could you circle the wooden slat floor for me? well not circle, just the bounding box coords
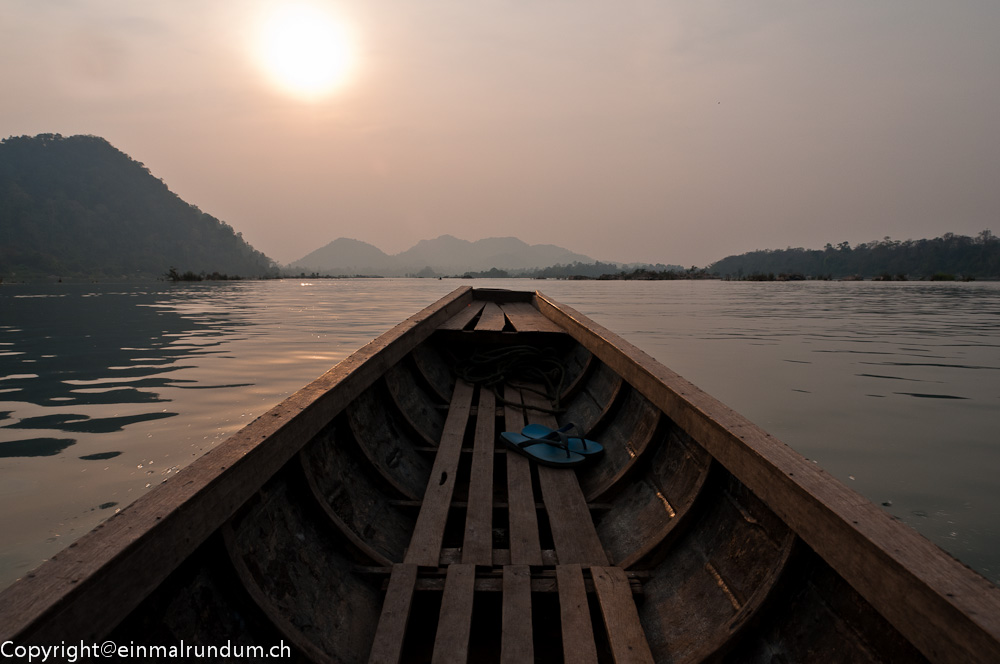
[369,330,656,662]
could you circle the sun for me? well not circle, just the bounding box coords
[253,3,356,100]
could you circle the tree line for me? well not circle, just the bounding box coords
[708,232,999,280]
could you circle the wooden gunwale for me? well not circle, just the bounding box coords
[0,286,476,645]
[532,291,1000,664]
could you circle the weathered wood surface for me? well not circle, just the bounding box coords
[474,301,507,332]
[559,361,623,442]
[438,302,484,331]
[534,291,1000,664]
[631,471,797,663]
[578,387,660,501]
[595,427,711,569]
[410,344,455,403]
[222,470,384,664]
[405,380,475,566]
[501,565,534,664]
[384,361,446,446]
[462,388,495,565]
[347,386,431,500]
[431,563,476,664]
[0,286,475,645]
[299,426,415,566]
[368,564,419,664]
[592,566,655,664]
[503,386,543,566]
[500,301,563,333]
[521,388,609,565]
[560,344,594,400]
[556,564,599,664]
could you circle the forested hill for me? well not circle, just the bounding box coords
[0,134,276,280]
[709,233,1000,280]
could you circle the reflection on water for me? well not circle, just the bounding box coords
[1,279,998,591]
[533,280,1000,586]
[0,280,461,587]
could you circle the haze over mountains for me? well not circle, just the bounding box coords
[288,236,596,277]
[1,133,619,281]
[8,133,989,282]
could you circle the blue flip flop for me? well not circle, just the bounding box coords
[501,432,587,467]
[520,423,604,457]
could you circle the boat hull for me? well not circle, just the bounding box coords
[1,287,997,663]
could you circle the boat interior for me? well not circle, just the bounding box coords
[103,290,931,663]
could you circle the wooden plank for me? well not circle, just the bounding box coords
[501,565,533,664]
[556,564,599,664]
[405,380,475,566]
[474,301,507,332]
[591,566,655,664]
[462,388,496,565]
[521,388,608,565]
[0,287,475,646]
[533,291,1000,664]
[368,563,419,664]
[500,301,563,333]
[503,386,543,566]
[438,302,485,331]
[537,465,608,564]
[431,563,477,664]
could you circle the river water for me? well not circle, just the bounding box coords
[1,279,998,590]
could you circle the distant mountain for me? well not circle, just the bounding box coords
[0,133,276,280]
[290,238,396,275]
[288,234,595,276]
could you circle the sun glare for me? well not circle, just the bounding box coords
[254,3,356,100]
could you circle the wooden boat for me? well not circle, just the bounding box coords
[1,287,998,663]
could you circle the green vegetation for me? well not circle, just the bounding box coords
[709,233,999,280]
[0,134,277,281]
[164,267,244,282]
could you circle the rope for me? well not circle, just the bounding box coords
[455,345,567,414]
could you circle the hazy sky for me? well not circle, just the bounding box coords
[2,1,999,267]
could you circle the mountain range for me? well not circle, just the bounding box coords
[287,236,596,277]
[0,133,658,281]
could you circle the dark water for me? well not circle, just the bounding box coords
[1,279,998,589]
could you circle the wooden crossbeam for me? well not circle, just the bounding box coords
[438,303,485,331]
[431,563,477,664]
[501,565,533,664]
[503,386,543,566]
[462,388,495,565]
[520,389,608,565]
[556,564,599,664]
[405,380,475,566]
[368,563,419,664]
[500,301,563,333]
[592,566,655,663]
[474,301,507,332]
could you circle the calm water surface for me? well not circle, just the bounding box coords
[1,279,998,589]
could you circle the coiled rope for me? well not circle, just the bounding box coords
[455,345,566,414]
